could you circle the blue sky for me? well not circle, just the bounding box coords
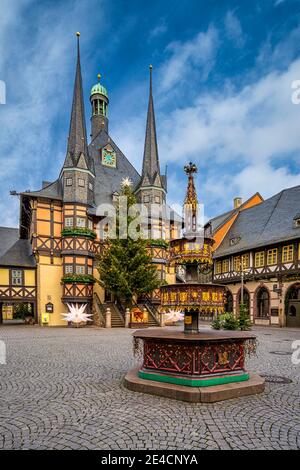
[0,0,300,227]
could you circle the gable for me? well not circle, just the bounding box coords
[88,130,140,206]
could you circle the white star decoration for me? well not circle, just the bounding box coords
[164,310,184,324]
[121,177,132,188]
[62,303,93,324]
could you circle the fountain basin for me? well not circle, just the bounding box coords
[125,328,265,402]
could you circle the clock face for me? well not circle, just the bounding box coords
[101,146,116,168]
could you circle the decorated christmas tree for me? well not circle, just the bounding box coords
[97,180,161,306]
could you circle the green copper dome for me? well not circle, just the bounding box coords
[90,82,108,98]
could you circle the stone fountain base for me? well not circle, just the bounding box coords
[124,328,265,402]
[124,367,265,403]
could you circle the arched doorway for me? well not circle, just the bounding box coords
[285,284,300,327]
[256,287,270,318]
[225,290,233,313]
[237,288,250,313]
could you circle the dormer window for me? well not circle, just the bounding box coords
[293,214,300,228]
[230,236,241,246]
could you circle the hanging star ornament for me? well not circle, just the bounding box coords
[121,177,132,188]
[62,303,93,325]
[164,310,185,324]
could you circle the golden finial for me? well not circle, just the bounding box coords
[97,73,101,81]
[76,32,81,37]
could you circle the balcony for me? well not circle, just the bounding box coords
[169,237,213,266]
[62,282,94,302]
[61,227,97,239]
[160,283,225,313]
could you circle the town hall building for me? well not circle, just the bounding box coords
[0,34,299,327]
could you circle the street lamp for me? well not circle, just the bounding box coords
[240,260,251,305]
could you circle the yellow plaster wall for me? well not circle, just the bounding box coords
[24,270,35,286]
[0,268,9,285]
[37,257,65,326]
[37,220,51,236]
[166,267,176,285]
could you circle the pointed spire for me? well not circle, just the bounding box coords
[65,32,89,168]
[184,162,198,207]
[183,162,199,234]
[141,65,161,186]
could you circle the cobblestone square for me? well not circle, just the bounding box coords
[0,325,299,450]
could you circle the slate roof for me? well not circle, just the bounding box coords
[62,35,92,172]
[0,227,36,267]
[141,67,162,186]
[214,185,300,258]
[89,130,141,207]
[0,227,19,258]
[209,208,236,233]
[20,180,62,200]
[207,193,263,234]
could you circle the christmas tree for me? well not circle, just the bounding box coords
[97,181,161,306]
[237,303,252,331]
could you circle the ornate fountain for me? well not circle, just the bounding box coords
[124,163,265,402]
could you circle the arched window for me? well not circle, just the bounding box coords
[237,289,250,312]
[225,291,233,313]
[256,287,270,318]
[289,286,300,300]
[285,284,300,327]
[288,305,297,317]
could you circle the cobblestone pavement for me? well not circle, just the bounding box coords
[0,324,299,450]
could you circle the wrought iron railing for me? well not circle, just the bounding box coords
[141,295,161,325]
[93,292,106,327]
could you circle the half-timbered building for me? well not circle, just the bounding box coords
[0,34,299,328]
[212,185,300,327]
[0,34,180,326]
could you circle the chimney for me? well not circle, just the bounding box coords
[234,197,243,209]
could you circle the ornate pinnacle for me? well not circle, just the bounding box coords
[184,162,198,175]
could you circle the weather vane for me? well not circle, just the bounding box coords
[184,162,198,175]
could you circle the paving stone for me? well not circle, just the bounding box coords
[0,325,299,450]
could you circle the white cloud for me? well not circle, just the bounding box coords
[159,59,300,165]
[0,0,105,227]
[257,24,300,71]
[224,11,245,48]
[156,58,300,214]
[274,0,286,6]
[149,18,167,39]
[159,26,219,92]
[113,20,300,218]
[233,161,300,198]
[1,4,299,227]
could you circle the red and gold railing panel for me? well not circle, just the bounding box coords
[169,238,213,265]
[160,283,225,313]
